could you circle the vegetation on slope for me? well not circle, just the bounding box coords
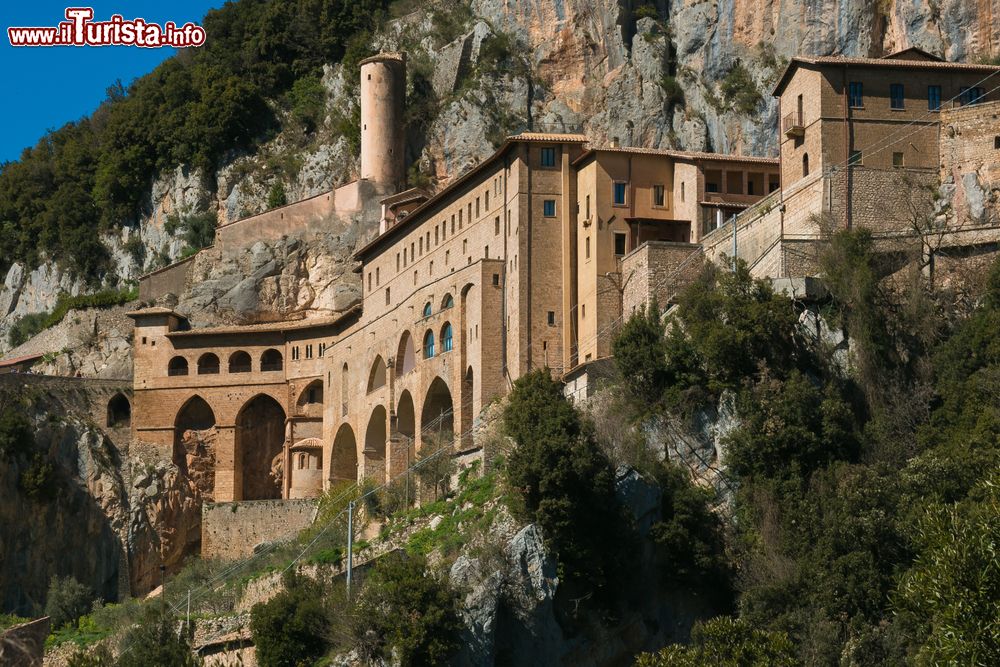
[0,0,389,282]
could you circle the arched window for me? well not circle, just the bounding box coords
[802,153,809,178]
[441,322,453,352]
[197,353,220,375]
[229,351,251,373]
[107,393,131,428]
[441,293,454,309]
[422,302,432,318]
[261,349,283,372]
[367,356,386,392]
[168,356,188,376]
[423,330,435,359]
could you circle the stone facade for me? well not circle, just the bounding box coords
[201,499,318,560]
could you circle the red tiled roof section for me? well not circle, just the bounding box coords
[0,353,43,368]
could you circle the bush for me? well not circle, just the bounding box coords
[0,407,34,459]
[288,75,327,133]
[267,182,288,210]
[115,603,201,667]
[636,616,796,666]
[164,211,216,253]
[19,453,59,501]
[613,301,669,406]
[661,75,685,106]
[45,576,94,631]
[502,370,631,595]
[719,61,762,115]
[353,552,461,666]
[250,571,329,667]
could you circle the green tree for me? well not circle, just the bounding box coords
[116,604,201,667]
[613,300,669,405]
[267,182,288,209]
[44,576,94,631]
[250,571,329,667]
[636,616,797,666]
[0,407,34,459]
[353,552,461,666]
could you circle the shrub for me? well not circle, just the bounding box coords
[8,312,51,348]
[660,75,685,106]
[416,430,455,501]
[267,182,287,209]
[45,576,94,631]
[613,300,669,406]
[353,552,461,666]
[19,453,59,501]
[636,616,796,666]
[115,603,201,667]
[719,61,762,115]
[164,211,216,253]
[502,370,631,595]
[288,75,326,133]
[0,408,34,459]
[250,571,329,667]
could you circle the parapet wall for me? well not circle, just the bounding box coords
[621,241,704,316]
[138,253,198,301]
[215,188,337,247]
[201,498,318,560]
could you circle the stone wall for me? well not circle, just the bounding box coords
[139,254,198,302]
[940,100,1000,226]
[621,241,704,317]
[201,499,318,560]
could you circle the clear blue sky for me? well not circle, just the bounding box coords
[1,1,224,163]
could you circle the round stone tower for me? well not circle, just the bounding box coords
[360,53,406,195]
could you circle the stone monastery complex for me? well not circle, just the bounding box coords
[126,50,1000,545]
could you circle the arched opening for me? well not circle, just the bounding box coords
[298,379,324,408]
[440,322,453,353]
[461,366,474,448]
[802,152,809,178]
[421,377,454,441]
[340,363,349,416]
[395,331,416,377]
[397,390,416,443]
[364,405,388,482]
[423,330,435,359]
[229,351,252,373]
[261,349,283,372]
[441,293,454,309]
[422,302,432,318]
[107,393,131,428]
[331,423,358,484]
[168,356,188,376]
[235,395,286,500]
[367,355,386,392]
[173,395,216,498]
[197,353,220,375]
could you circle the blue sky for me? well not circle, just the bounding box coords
[1,1,224,163]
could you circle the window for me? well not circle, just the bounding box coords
[547,311,555,326]
[441,221,446,240]
[476,197,480,217]
[492,273,500,286]
[652,184,665,207]
[463,239,467,253]
[396,253,400,271]
[451,215,455,234]
[435,227,439,244]
[543,200,556,217]
[747,180,755,195]
[292,346,300,361]
[198,353,220,374]
[441,323,453,352]
[375,267,379,286]
[849,150,863,166]
[419,237,423,255]
[680,182,686,202]
[168,356,188,376]
[802,153,809,177]
[485,191,490,210]
[261,349,283,371]
[403,248,408,266]
[485,245,489,258]
[423,330,435,358]
[540,147,556,167]
[305,345,313,359]
[890,83,904,109]
[995,136,1000,150]
[385,287,391,305]
[848,81,863,108]
[367,272,372,291]
[960,86,985,105]
[585,194,591,219]
[892,152,904,168]
[423,302,432,318]
[495,217,500,235]
[928,85,942,111]
[445,250,450,265]
[613,181,627,205]
[319,343,326,357]
[585,236,591,259]
[442,294,454,309]
[413,270,417,285]
[614,232,627,256]
[705,182,719,193]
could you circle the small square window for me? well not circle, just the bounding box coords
[849,150,863,166]
[892,152,904,168]
[543,200,556,217]
[540,147,557,168]
[492,274,500,286]
[613,182,627,205]
[994,136,1000,149]
[614,233,627,256]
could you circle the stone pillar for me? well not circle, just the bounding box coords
[213,426,237,502]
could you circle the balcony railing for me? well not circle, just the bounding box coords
[782,112,804,137]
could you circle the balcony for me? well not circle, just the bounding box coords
[782,112,804,138]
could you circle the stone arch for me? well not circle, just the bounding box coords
[330,423,358,484]
[197,352,220,375]
[168,356,188,376]
[235,394,286,500]
[367,355,386,392]
[364,405,388,482]
[229,351,252,373]
[173,395,216,496]
[422,301,433,318]
[297,379,324,408]
[106,393,131,428]
[460,282,476,355]
[397,390,415,442]
[395,331,415,377]
[440,321,453,353]
[423,329,435,359]
[261,348,283,372]
[421,376,454,440]
[441,293,454,310]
